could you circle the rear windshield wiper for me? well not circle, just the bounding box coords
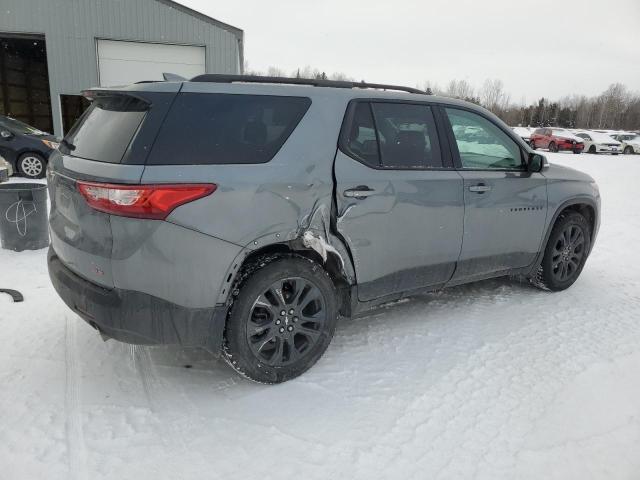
[60,139,76,151]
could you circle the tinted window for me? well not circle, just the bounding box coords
[372,103,442,168]
[445,108,523,170]
[147,93,311,165]
[64,96,147,164]
[343,102,380,167]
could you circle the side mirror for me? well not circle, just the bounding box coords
[0,129,13,139]
[527,152,546,173]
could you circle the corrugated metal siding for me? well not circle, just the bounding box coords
[0,0,243,135]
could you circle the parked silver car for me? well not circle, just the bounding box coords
[48,75,600,383]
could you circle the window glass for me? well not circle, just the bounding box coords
[64,95,147,164]
[148,93,311,165]
[344,102,380,167]
[445,108,523,170]
[371,103,442,168]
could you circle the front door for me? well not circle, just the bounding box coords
[335,101,464,301]
[442,107,548,282]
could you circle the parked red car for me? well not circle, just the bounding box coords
[530,128,584,154]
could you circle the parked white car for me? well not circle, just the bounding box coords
[610,133,640,154]
[574,131,621,154]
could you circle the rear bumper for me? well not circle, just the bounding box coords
[48,247,226,354]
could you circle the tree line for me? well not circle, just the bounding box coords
[244,62,639,131]
[425,79,639,131]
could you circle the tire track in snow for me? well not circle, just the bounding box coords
[131,345,196,452]
[65,316,88,480]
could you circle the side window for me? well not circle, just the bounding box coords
[371,103,443,168]
[147,93,311,165]
[343,102,380,167]
[445,108,523,170]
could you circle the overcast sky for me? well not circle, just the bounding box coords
[181,0,640,103]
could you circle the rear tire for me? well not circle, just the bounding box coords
[223,255,339,384]
[573,150,581,154]
[531,212,591,291]
[548,142,557,153]
[18,153,46,179]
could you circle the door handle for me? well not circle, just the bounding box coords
[344,186,376,199]
[468,184,492,193]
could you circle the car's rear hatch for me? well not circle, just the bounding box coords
[48,85,179,287]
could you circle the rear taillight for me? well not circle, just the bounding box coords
[77,182,216,220]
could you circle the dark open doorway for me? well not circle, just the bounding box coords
[0,35,53,134]
[61,94,90,135]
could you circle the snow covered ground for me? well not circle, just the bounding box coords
[1,152,639,480]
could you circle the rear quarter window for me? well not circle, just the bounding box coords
[147,93,311,165]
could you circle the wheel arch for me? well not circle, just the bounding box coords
[220,237,355,316]
[532,197,598,273]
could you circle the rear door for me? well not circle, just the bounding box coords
[48,89,176,287]
[335,100,464,302]
[441,107,547,282]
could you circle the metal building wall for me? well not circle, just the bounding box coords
[0,0,243,135]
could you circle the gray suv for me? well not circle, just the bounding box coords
[47,75,600,383]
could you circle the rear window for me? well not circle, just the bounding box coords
[147,93,311,165]
[63,96,147,164]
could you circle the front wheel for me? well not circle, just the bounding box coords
[624,146,634,155]
[548,142,557,153]
[18,153,46,179]
[588,145,597,154]
[223,256,339,383]
[531,212,591,291]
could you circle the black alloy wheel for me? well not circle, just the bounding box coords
[550,224,586,282]
[246,277,327,366]
[532,211,591,291]
[223,256,339,383]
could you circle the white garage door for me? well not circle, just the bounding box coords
[97,39,206,87]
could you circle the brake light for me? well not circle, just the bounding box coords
[77,182,216,220]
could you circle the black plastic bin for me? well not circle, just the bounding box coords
[0,183,49,251]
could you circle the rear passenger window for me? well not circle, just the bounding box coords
[343,103,380,167]
[147,93,311,165]
[341,102,443,169]
[372,103,442,168]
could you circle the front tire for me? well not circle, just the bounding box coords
[548,142,557,153]
[18,153,46,179]
[532,212,591,291]
[588,145,597,154]
[223,256,339,384]
[624,146,634,155]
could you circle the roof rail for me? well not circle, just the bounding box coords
[189,74,427,95]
